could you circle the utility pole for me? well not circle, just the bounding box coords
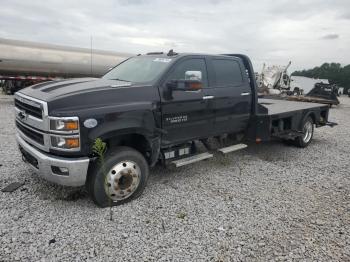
[90,36,93,76]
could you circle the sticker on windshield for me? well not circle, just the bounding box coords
[153,58,172,63]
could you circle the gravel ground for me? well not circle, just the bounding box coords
[0,94,349,261]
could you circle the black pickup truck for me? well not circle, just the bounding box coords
[15,51,335,207]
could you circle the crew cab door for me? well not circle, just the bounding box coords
[159,57,214,145]
[205,57,252,135]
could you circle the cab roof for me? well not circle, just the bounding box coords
[141,50,238,60]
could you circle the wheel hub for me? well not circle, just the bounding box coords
[303,121,313,143]
[105,161,141,201]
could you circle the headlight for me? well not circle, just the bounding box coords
[49,117,80,151]
[50,117,79,133]
[51,136,80,150]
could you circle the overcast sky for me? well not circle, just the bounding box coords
[1,0,349,71]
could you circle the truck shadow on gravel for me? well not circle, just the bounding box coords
[149,137,328,182]
[28,138,327,206]
[25,174,90,204]
[55,189,88,201]
[149,140,295,180]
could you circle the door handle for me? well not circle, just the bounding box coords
[241,92,250,96]
[203,95,214,100]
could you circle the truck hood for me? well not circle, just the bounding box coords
[18,78,133,102]
[17,78,157,116]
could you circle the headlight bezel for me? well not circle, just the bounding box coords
[48,116,81,151]
[49,116,80,134]
[50,134,81,151]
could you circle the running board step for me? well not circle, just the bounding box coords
[171,152,213,167]
[218,143,247,154]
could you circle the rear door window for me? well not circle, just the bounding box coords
[212,59,243,87]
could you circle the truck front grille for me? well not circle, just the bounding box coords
[16,121,44,145]
[14,98,43,119]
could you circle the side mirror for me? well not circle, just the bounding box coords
[185,71,202,81]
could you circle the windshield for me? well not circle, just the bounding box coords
[102,56,172,83]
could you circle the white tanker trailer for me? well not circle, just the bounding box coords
[0,38,132,94]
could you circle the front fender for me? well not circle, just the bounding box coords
[88,109,157,141]
[83,107,161,166]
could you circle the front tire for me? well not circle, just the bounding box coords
[87,146,149,207]
[293,117,314,148]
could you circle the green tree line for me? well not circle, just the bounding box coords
[292,63,350,94]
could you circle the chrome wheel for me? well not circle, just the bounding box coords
[105,161,141,201]
[302,121,313,143]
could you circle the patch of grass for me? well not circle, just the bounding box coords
[177,212,187,219]
[92,138,114,220]
[92,138,107,163]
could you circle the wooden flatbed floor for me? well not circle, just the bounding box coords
[258,98,328,116]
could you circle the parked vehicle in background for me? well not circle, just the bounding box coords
[15,51,336,207]
[288,80,340,106]
[337,87,344,95]
[290,76,329,94]
[258,61,292,94]
[0,38,131,94]
[257,63,340,106]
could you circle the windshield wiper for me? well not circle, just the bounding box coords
[110,78,130,82]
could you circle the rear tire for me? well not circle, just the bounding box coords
[87,146,149,207]
[293,117,314,148]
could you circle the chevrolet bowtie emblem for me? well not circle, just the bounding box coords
[18,111,27,120]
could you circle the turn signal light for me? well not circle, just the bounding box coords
[65,121,79,130]
[66,138,80,148]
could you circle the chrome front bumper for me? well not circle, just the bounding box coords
[16,134,90,187]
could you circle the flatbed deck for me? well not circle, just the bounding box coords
[250,98,330,142]
[258,98,328,116]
